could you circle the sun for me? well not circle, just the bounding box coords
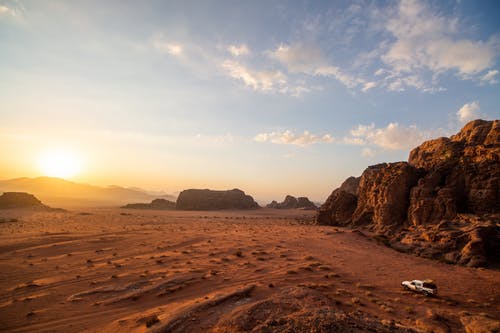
[38,149,82,179]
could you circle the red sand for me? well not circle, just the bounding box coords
[0,208,498,332]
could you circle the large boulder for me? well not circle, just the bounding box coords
[176,189,259,210]
[121,198,176,210]
[317,119,500,267]
[0,192,46,209]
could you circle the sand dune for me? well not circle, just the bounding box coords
[0,208,498,332]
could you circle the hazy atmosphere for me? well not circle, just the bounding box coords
[1,1,499,332]
[1,0,499,202]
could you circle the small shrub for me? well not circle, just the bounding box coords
[145,315,160,327]
[405,306,414,314]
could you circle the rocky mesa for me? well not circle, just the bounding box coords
[176,189,259,210]
[318,119,500,267]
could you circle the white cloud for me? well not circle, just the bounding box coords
[362,81,377,92]
[268,44,325,73]
[380,0,499,89]
[254,130,333,146]
[0,5,9,14]
[480,70,498,85]
[342,137,366,145]
[350,123,375,137]
[386,74,426,92]
[457,101,481,123]
[221,60,287,93]
[314,66,365,88]
[347,122,430,150]
[361,147,376,157]
[227,44,249,56]
[153,41,183,56]
[267,44,370,91]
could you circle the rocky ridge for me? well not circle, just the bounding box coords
[317,119,500,267]
[121,198,176,210]
[267,195,317,210]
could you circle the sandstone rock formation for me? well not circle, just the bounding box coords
[266,195,317,210]
[317,177,359,225]
[0,192,47,209]
[317,119,499,267]
[351,162,421,233]
[121,198,176,210]
[176,189,259,210]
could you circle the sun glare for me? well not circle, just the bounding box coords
[38,150,82,179]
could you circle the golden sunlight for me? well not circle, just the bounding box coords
[38,149,82,178]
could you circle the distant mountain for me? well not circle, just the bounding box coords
[0,177,176,208]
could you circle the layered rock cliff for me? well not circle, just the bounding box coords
[176,189,259,210]
[318,119,499,267]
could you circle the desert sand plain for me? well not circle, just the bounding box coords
[0,208,499,332]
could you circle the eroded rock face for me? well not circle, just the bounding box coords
[409,119,499,216]
[317,119,500,267]
[351,163,420,232]
[267,195,316,209]
[176,189,259,210]
[0,192,45,209]
[121,198,176,210]
[317,177,359,226]
[317,190,357,226]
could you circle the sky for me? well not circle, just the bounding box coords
[1,0,499,203]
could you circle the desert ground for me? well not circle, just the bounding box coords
[0,208,498,332]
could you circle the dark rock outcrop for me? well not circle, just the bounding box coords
[0,192,63,211]
[317,177,359,226]
[121,198,176,210]
[266,200,279,208]
[266,195,316,210]
[0,192,46,209]
[296,197,317,209]
[176,189,259,210]
[317,119,500,267]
